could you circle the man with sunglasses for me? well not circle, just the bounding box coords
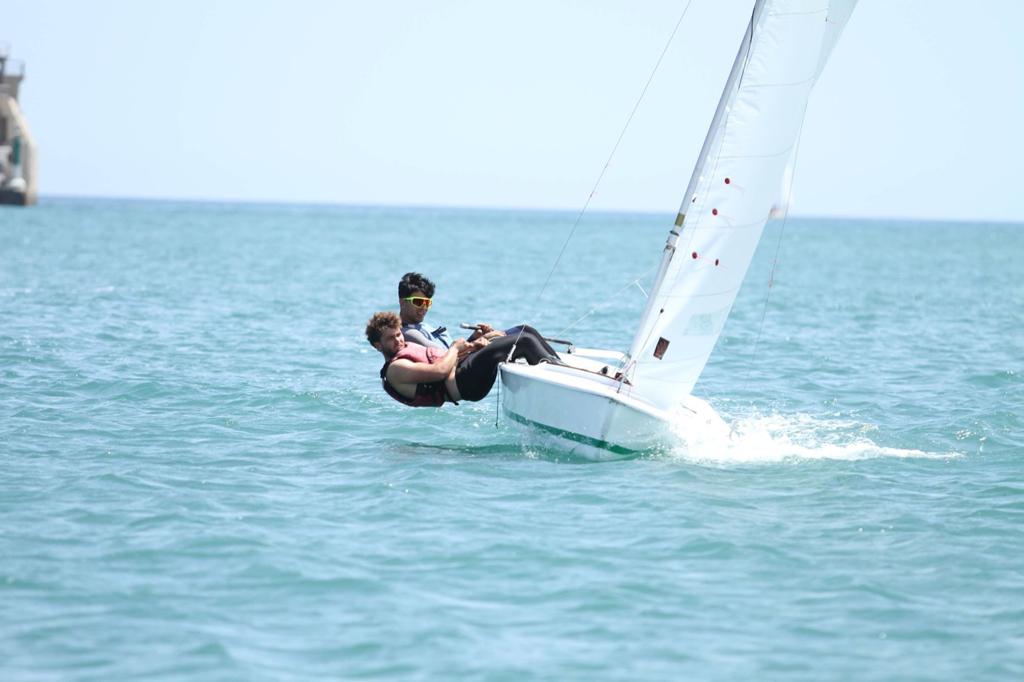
[398,272,502,355]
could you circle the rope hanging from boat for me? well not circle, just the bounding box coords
[495,370,501,427]
[507,0,697,362]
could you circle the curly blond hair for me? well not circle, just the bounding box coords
[365,311,401,345]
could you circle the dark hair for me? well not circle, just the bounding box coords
[398,272,435,299]
[365,311,401,345]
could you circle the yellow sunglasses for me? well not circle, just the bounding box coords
[402,296,432,309]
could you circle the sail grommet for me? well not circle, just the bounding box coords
[691,252,698,259]
[712,208,719,216]
[724,177,731,184]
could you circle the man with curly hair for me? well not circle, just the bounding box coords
[365,311,559,407]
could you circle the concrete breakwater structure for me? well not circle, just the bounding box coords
[0,43,37,206]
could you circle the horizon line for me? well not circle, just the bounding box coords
[23,192,1024,227]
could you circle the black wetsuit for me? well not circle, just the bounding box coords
[501,325,560,357]
[455,326,559,401]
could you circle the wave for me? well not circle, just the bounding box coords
[668,410,957,464]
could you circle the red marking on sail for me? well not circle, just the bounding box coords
[712,208,719,216]
[691,252,698,259]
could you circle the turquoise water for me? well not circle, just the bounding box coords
[2,198,1022,680]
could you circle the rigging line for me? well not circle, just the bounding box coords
[529,0,696,311]
[553,265,657,338]
[741,109,811,396]
[506,0,695,363]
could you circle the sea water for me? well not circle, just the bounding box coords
[2,198,1022,680]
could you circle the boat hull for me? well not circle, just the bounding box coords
[499,360,724,460]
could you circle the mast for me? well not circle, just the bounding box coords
[614,0,856,410]
[626,0,765,368]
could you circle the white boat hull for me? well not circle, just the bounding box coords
[499,356,726,460]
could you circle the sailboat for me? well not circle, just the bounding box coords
[499,0,858,459]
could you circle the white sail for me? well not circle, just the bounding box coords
[499,0,858,458]
[623,0,857,412]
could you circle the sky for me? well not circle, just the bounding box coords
[5,0,1024,221]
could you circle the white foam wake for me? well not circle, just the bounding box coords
[668,409,956,464]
